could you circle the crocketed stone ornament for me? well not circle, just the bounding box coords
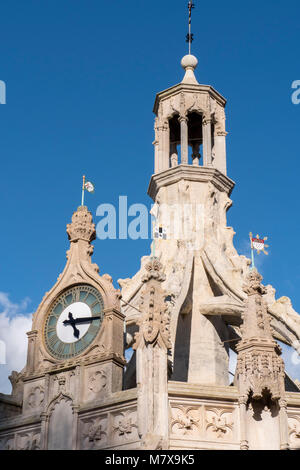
[67,206,96,243]
[236,269,285,402]
[134,258,170,349]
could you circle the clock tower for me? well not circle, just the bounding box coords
[0,205,125,450]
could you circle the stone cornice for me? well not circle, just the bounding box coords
[22,353,125,382]
[147,165,235,200]
[153,83,227,115]
[168,381,238,402]
[78,388,138,415]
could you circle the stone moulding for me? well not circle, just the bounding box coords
[148,165,235,200]
[153,83,227,115]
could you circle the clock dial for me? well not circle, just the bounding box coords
[44,284,104,360]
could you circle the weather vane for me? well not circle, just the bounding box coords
[186,1,195,54]
[249,232,269,269]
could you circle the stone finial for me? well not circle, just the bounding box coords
[66,206,96,243]
[142,258,166,283]
[134,258,170,350]
[242,269,266,296]
[240,269,272,340]
[181,54,199,85]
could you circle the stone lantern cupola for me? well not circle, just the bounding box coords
[152,54,227,175]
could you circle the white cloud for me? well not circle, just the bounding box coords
[280,342,300,382]
[0,293,32,394]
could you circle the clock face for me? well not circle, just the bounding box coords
[44,284,104,360]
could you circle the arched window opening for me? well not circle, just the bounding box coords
[187,112,203,166]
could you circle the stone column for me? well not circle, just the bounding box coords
[202,116,212,167]
[154,140,159,173]
[134,259,170,449]
[26,330,38,374]
[179,116,188,164]
[213,133,227,174]
[239,397,249,450]
[278,399,290,450]
[154,118,159,173]
[161,121,170,171]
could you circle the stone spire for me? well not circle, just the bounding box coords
[236,269,285,402]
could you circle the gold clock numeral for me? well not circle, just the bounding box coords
[90,300,98,309]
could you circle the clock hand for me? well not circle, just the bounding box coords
[71,316,101,325]
[63,312,80,338]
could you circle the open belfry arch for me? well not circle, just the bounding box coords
[1,53,300,450]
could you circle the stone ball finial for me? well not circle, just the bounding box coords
[181,55,199,85]
[181,54,198,71]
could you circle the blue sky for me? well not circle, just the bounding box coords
[0,0,299,391]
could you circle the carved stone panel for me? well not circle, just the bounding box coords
[205,407,234,441]
[0,434,15,450]
[79,414,108,450]
[171,406,202,438]
[288,415,300,449]
[16,430,41,450]
[111,410,138,445]
[170,402,237,445]
[83,364,111,403]
[50,370,76,401]
[23,380,45,415]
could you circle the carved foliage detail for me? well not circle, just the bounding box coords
[67,205,96,243]
[0,436,15,450]
[17,431,41,450]
[288,415,300,448]
[112,410,138,442]
[27,385,45,410]
[205,408,233,440]
[134,259,170,350]
[88,369,107,395]
[237,269,286,402]
[171,405,235,442]
[82,416,107,449]
[171,406,201,437]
